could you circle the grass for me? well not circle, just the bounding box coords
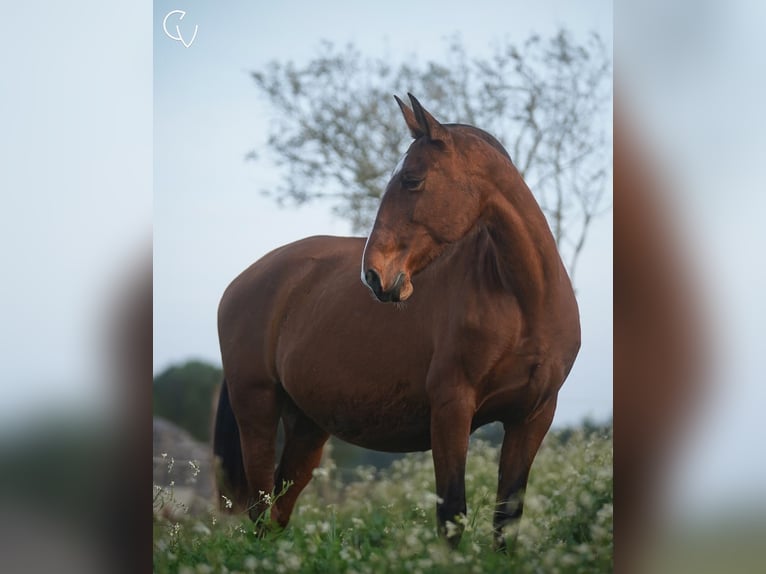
[153,427,612,573]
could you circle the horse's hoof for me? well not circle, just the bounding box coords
[493,538,508,553]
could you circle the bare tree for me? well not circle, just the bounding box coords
[250,29,611,280]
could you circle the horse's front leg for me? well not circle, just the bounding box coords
[493,395,557,552]
[428,383,475,548]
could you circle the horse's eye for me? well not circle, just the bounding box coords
[402,177,424,191]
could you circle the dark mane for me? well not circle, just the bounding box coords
[447,123,514,163]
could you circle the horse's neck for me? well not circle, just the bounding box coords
[478,169,566,315]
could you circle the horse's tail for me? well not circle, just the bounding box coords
[213,379,248,512]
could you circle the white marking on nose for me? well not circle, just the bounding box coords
[391,152,408,177]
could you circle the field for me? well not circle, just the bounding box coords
[153,426,612,573]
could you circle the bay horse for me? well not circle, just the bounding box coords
[213,94,580,550]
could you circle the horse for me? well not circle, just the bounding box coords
[213,93,580,550]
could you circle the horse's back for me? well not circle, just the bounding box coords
[218,235,365,383]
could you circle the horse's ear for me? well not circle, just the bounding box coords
[407,93,451,145]
[394,95,424,139]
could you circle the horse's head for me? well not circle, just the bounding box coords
[362,94,485,302]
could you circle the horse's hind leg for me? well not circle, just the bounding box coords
[493,395,557,552]
[227,378,284,525]
[271,398,329,528]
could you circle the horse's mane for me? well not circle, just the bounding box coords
[444,124,547,295]
[447,123,514,163]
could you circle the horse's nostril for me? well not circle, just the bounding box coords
[365,269,381,290]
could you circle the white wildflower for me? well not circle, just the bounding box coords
[169,522,182,540]
[284,555,301,570]
[444,520,459,538]
[312,467,329,478]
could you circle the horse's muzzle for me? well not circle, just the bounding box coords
[363,268,407,303]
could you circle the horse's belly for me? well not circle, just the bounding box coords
[282,369,433,452]
[277,291,435,451]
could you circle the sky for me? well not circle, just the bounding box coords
[153,0,614,428]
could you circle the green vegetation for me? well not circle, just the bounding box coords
[154,360,223,442]
[153,426,612,573]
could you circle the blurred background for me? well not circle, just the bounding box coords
[1,0,765,572]
[615,1,766,571]
[1,3,152,573]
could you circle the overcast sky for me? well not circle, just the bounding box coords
[153,0,614,428]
